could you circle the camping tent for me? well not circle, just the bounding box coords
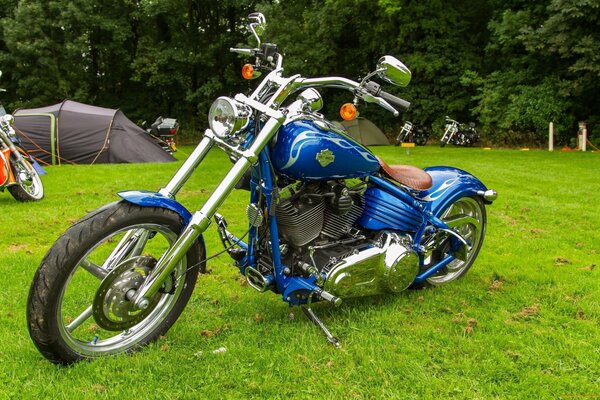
[14,100,175,165]
[338,118,390,145]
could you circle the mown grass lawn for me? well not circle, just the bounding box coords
[0,145,599,399]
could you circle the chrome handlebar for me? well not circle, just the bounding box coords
[230,48,406,117]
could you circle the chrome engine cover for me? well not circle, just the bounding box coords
[322,232,418,298]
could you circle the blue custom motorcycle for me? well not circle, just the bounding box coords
[27,13,496,364]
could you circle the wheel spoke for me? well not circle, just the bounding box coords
[66,305,93,332]
[80,259,108,280]
[101,228,150,270]
[128,229,151,258]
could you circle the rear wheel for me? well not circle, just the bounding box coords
[416,196,486,287]
[7,157,43,201]
[27,201,204,364]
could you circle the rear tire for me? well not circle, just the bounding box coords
[412,196,486,288]
[7,158,43,201]
[27,201,204,364]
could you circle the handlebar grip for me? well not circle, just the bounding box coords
[380,90,411,112]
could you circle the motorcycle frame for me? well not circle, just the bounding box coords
[126,56,477,309]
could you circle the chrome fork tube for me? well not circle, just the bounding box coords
[159,135,214,198]
[133,117,283,309]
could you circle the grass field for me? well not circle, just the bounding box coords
[1,145,599,399]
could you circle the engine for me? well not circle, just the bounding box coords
[276,181,364,248]
[258,179,419,297]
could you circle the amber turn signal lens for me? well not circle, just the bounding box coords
[340,103,357,121]
[242,64,254,80]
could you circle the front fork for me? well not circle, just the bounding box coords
[131,116,283,309]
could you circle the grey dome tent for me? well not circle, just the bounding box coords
[339,117,390,145]
[14,100,175,165]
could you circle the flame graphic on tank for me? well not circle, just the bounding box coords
[281,130,377,170]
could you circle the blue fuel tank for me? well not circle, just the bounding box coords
[271,118,380,181]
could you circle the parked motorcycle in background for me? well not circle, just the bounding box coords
[440,117,479,147]
[395,121,429,146]
[0,74,45,201]
[394,121,413,146]
[460,122,480,147]
[27,12,496,364]
[141,116,179,154]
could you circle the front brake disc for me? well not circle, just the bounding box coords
[92,256,161,331]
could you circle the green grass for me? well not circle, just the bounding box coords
[1,145,599,399]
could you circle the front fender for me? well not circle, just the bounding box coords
[118,190,207,272]
[418,167,492,215]
[118,190,193,225]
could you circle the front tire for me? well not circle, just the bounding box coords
[27,201,204,364]
[8,158,43,201]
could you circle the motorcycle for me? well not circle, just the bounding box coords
[27,12,497,364]
[394,121,430,146]
[141,116,179,154]
[440,117,479,147]
[0,77,45,201]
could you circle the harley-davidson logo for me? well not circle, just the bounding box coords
[316,149,335,167]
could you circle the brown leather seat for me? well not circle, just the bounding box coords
[377,157,433,190]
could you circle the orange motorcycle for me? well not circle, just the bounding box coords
[0,108,44,201]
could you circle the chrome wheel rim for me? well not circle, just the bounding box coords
[56,223,187,357]
[426,197,484,285]
[16,160,43,199]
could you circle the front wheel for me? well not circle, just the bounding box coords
[8,157,43,201]
[27,201,204,364]
[416,196,486,287]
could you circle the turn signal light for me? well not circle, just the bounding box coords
[242,64,255,80]
[340,103,357,121]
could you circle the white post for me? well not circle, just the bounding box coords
[579,121,587,152]
[549,122,554,151]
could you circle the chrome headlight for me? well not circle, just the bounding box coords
[0,114,16,137]
[0,114,14,125]
[208,97,251,139]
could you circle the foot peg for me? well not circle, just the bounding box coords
[302,306,340,348]
[245,266,273,292]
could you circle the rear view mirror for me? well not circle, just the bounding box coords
[248,12,266,46]
[376,56,411,87]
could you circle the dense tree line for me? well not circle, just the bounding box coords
[0,0,597,146]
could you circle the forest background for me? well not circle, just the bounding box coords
[0,0,598,146]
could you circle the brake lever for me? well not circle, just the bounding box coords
[359,90,399,117]
[376,97,400,117]
[229,47,257,56]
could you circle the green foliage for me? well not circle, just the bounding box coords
[0,0,598,145]
[473,72,575,144]
[474,0,600,144]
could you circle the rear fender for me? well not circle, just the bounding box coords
[418,167,491,215]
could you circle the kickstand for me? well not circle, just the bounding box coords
[301,302,341,348]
